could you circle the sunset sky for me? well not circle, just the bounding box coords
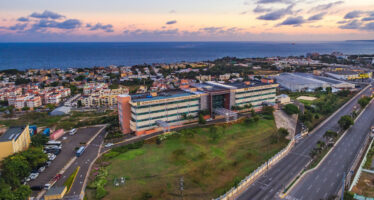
[0,0,373,42]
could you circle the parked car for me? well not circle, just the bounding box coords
[38,166,45,173]
[69,128,77,135]
[29,173,39,180]
[105,143,114,148]
[30,185,43,190]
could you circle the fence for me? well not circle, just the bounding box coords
[215,138,295,200]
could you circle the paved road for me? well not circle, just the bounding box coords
[54,126,106,197]
[288,99,374,199]
[29,127,102,197]
[237,86,372,200]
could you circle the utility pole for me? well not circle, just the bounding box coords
[180,177,184,200]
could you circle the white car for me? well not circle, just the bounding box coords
[105,143,114,148]
[29,173,39,180]
[69,128,77,135]
[38,166,45,173]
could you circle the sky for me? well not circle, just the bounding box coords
[0,0,373,42]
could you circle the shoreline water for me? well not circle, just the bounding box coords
[0,41,374,70]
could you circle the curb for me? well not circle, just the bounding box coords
[281,88,374,198]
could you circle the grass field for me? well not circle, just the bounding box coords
[87,118,289,200]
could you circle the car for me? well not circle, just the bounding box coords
[29,173,39,180]
[38,166,45,173]
[30,185,44,190]
[206,118,213,122]
[46,161,52,167]
[44,184,52,190]
[25,177,31,182]
[371,126,374,133]
[69,128,77,135]
[105,143,114,148]
[52,174,62,181]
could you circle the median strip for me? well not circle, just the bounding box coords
[65,166,80,193]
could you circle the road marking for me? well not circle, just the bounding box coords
[307,185,312,191]
[316,187,320,193]
[323,177,327,183]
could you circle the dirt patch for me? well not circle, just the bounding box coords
[274,110,297,140]
[297,96,317,101]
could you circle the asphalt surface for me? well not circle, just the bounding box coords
[237,85,373,200]
[29,127,102,196]
[54,126,106,197]
[288,98,374,199]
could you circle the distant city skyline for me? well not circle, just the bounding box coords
[0,0,373,42]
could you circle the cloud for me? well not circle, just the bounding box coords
[278,16,305,26]
[31,19,82,30]
[169,10,176,14]
[253,5,272,13]
[339,20,362,29]
[86,23,114,32]
[257,0,292,4]
[308,12,327,21]
[308,1,344,13]
[362,22,374,31]
[30,10,65,19]
[8,23,28,31]
[344,10,363,19]
[257,4,294,20]
[17,17,29,22]
[362,17,374,22]
[166,20,177,25]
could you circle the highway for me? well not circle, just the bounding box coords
[237,85,372,200]
[288,97,374,199]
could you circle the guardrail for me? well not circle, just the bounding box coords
[215,138,295,200]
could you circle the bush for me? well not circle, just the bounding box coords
[96,186,108,199]
[358,96,372,108]
[283,104,299,115]
[338,115,354,130]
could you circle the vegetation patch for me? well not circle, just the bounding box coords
[86,117,289,200]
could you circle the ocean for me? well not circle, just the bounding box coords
[0,41,373,70]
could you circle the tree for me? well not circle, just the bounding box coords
[262,105,274,115]
[323,130,338,139]
[46,104,56,110]
[1,155,31,187]
[31,134,49,147]
[277,128,289,138]
[283,104,299,115]
[13,185,31,200]
[198,114,206,124]
[338,115,354,130]
[358,96,371,108]
[21,148,48,169]
[21,107,29,111]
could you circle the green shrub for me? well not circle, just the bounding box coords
[96,186,108,199]
[283,104,299,115]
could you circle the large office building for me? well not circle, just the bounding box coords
[276,73,355,92]
[0,125,31,160]
[118,81,278,135]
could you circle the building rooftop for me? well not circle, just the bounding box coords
[130,89,196,102]
[0,126,26,142]
[226,81,271,89]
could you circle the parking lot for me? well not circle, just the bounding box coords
[28,126,104,197]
